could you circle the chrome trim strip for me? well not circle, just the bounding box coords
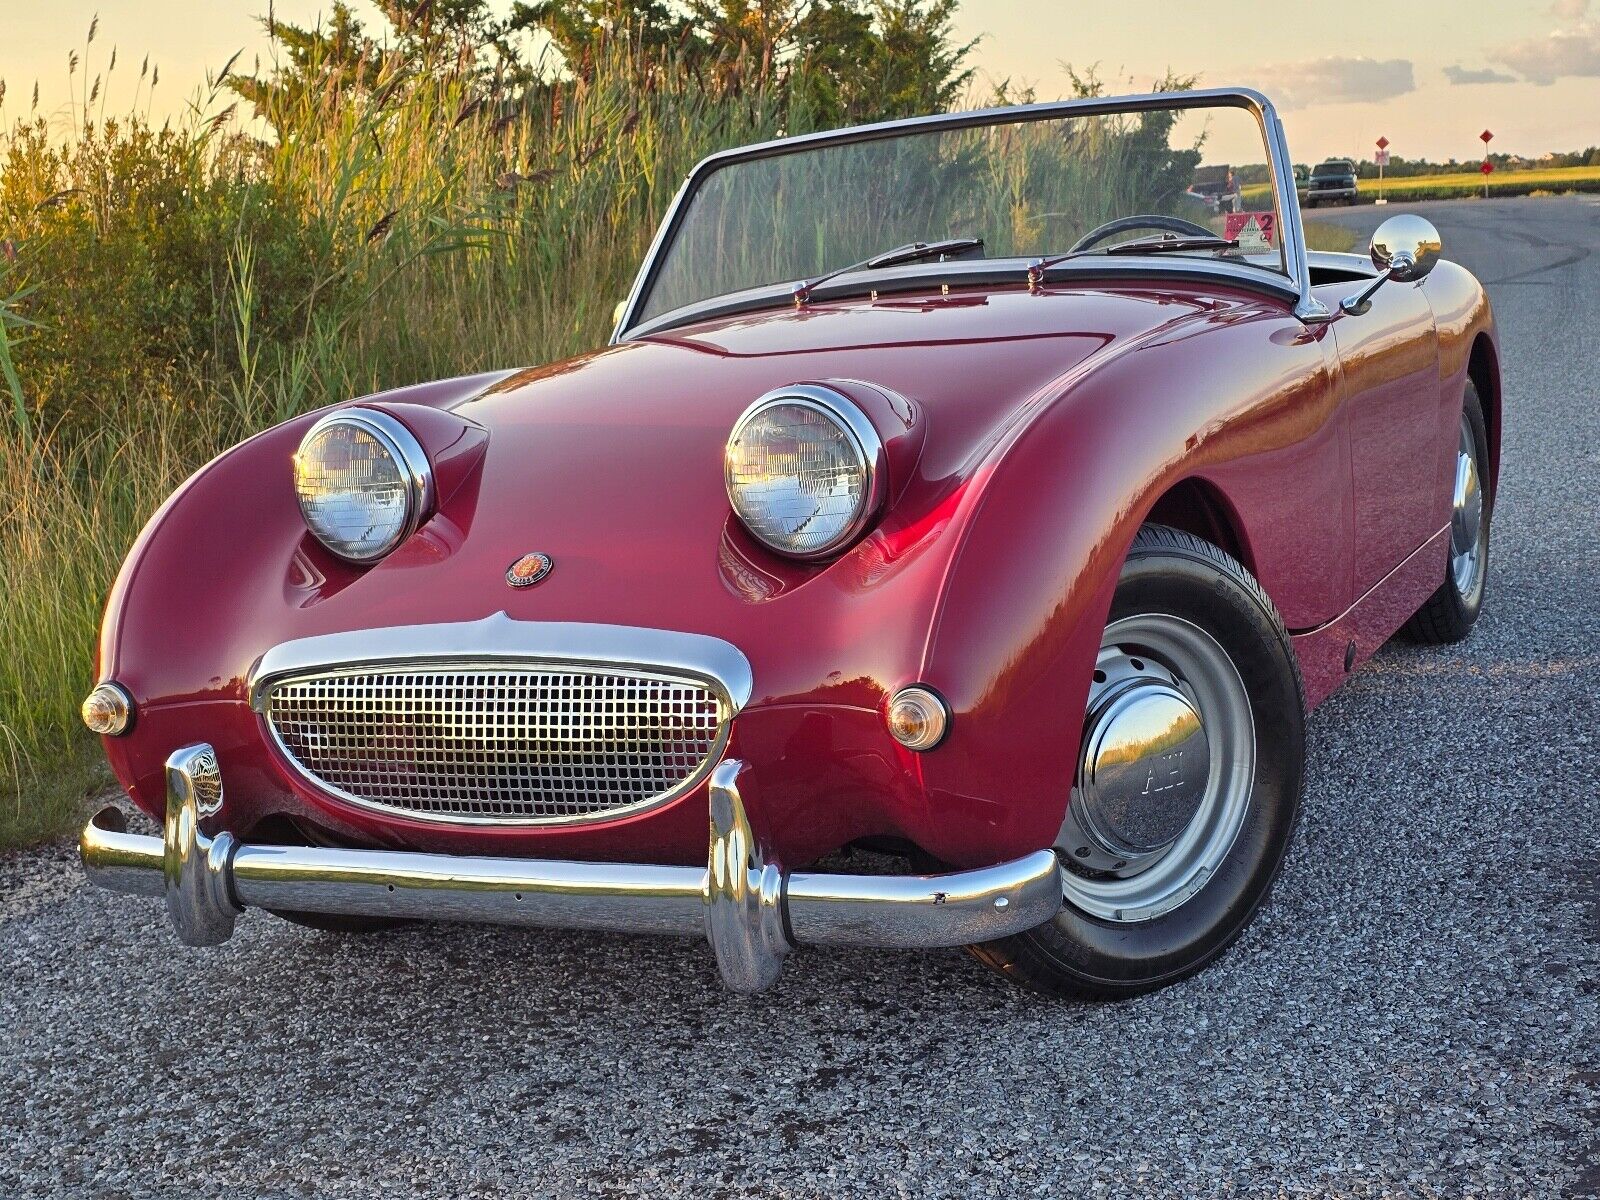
[1263,106,1330,323]
[248,613,755,714]
[79,751,1065,992]
[612,86,1322,339]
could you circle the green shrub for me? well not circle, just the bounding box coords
[0,9,972,845]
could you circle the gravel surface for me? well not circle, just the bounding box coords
[2,196,1596,1198]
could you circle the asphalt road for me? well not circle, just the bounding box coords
[3,196,1597,1198]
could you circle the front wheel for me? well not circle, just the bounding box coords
[969,526,1305,999]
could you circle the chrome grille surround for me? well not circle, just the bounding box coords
[248,620,748,825]
[263,661,728,825]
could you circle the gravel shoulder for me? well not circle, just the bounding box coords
[1,197,1596,1199]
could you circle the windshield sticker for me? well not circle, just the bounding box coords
[1224,211,1277,252]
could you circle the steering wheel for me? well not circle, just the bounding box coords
[1069,214,1217,253]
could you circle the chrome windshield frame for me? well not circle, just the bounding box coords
[610,87,1326,342]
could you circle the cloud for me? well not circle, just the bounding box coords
[1550,0,1589,21]
[1443,64,1518,84]
[1493,21,1600,84]
[1250,57,1415,109]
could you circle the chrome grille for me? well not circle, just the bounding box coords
[263,665,725,824]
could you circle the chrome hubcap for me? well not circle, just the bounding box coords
[1057,614,1256,923]
[1450,414,1485,599]
[1077,657,1211,861]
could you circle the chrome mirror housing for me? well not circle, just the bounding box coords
[1342,214,1442,315]
[1369,214,1442,282]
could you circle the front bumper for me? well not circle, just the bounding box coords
[81,743,1063,992]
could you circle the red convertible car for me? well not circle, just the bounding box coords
[80,88,1498,996]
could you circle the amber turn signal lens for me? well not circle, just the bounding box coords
[82,683,134,736]
[886,686,950,751]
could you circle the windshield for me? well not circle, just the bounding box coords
[1313,161,1352,177]
[634,98,1287,327]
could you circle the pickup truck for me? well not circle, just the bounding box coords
[1305,158,1358,207]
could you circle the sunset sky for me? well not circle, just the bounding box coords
[2,1,1597,163]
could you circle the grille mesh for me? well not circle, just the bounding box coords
[264,666,724,823]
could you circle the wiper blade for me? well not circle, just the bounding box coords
[793,237,983,306]
[1025,234,1241,284]
[1101,235,1239,256]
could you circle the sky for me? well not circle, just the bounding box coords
[1,0,1597,164]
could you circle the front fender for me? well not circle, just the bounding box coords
[96,370,512,819]
[914,298,1341,865]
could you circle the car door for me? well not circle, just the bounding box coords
[1315,278,1442,596]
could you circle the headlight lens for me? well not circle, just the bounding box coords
[725,388,883,558]
[293,409,432,563]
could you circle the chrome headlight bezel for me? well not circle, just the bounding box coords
[293,407,434,564]
[724,384,888,560]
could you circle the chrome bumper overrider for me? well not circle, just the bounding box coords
[80,744,1063,992]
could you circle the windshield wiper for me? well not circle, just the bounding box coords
[1025,234,1241,285]
[792,237,984,306]
[1101,234,1239,256]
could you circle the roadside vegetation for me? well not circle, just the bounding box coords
[0,1,1400,849]
[1349,165,1600,203]
[0,0,974,847]
[1300,220,1361,253]
[1243,163,1600,207]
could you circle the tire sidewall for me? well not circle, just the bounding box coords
[1023,536,1306,992]
[1450,382,1493,624]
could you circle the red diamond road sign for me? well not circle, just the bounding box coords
[1480,129,1494,143]
[1376,136,1389,150]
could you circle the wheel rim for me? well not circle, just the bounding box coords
[1450,413,1486,600]
[1056,613,1256,923]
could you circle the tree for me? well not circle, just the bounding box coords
[229,3,383,136]
[231,0,544,138]
[511,0,973,122]
[231,0,975,143]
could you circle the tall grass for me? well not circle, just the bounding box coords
[0,33,1251,846]
[0,39,832,845]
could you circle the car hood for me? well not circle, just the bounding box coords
[105,281,1249,715]
[450,281,1236,522]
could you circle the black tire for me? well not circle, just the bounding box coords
[969,525,1306,999]
[1401,381,1491,645]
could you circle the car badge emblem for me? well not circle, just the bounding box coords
[506,552,553,588]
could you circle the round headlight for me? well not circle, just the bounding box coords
[293,408,433,563]
[725,385,885,559]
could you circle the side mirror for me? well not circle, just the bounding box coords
[1341,214,1442,315]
